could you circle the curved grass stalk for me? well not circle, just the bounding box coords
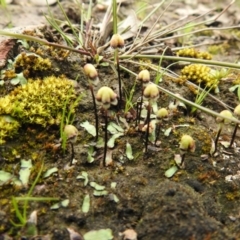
[157,83,240,124]
[157,25,240,43]
[112,0,117,34]
[119,54,240,70]
[14,197,59,201]
[172,40,225,51]
[0,30,91,56]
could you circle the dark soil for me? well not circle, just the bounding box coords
[1,1,240,240]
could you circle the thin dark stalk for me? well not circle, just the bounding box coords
[155,123,160,145]
[135,101,140,127]
[116,54,122,108]
[213,127,222,154]
[69,142,74,166]
[180,153,186,166]
[103,110,108,167]
[145,104,151,153]
[89,85,99,141]
[229,124,238,148]
[138,86,144,126]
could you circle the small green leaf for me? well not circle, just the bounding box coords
[164,127,172,136]
[82,194,90,213]
[87,146,95,163]
[109,122,124,132]
[107,122,124,134]
[84,229,113,240]
[61,199,69,207]
[10,77,20,85]
[51,199,69,209]
[50,202,60,210]
[111,182,117,189]
[107,133,124,148]
[93,190,108,196]
[109,193,119,203]
[90,182,105,190]
[80,121,96,136]
[100,62,109,66]
[10,72,27,86]
[229,85,239,92]
[19,159,32,186]
[43,167,58,178]
[141,109,147,118]
[164,165,178,178]
[238,87,240,101]
[152,102,158,113]
[17,39,29,49]
[0,170,13,185]
[119,116,129,128]
[107,124,118,134]
[96,137,104,148]
[220,141,230,148]
[76,171,89,186]
[126,142,134,160]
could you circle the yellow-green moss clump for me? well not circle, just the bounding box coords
[232,73,240,85]
[14,52,52,78]
[138,58,153,71]
[180,64,218,88]
[177,48,212,60]
[0,115,20,144]
[0,76,77,128]
[207,44,230,55]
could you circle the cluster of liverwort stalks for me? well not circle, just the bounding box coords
[174,105,240,167]
[84,63,118,166]
[83,58,176,166]
[137,69,194,161]
[83,57,168,166]
[1,0,239,168]
[213,104,240,154]
[83,51,240,167]
[83,34,123,166]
